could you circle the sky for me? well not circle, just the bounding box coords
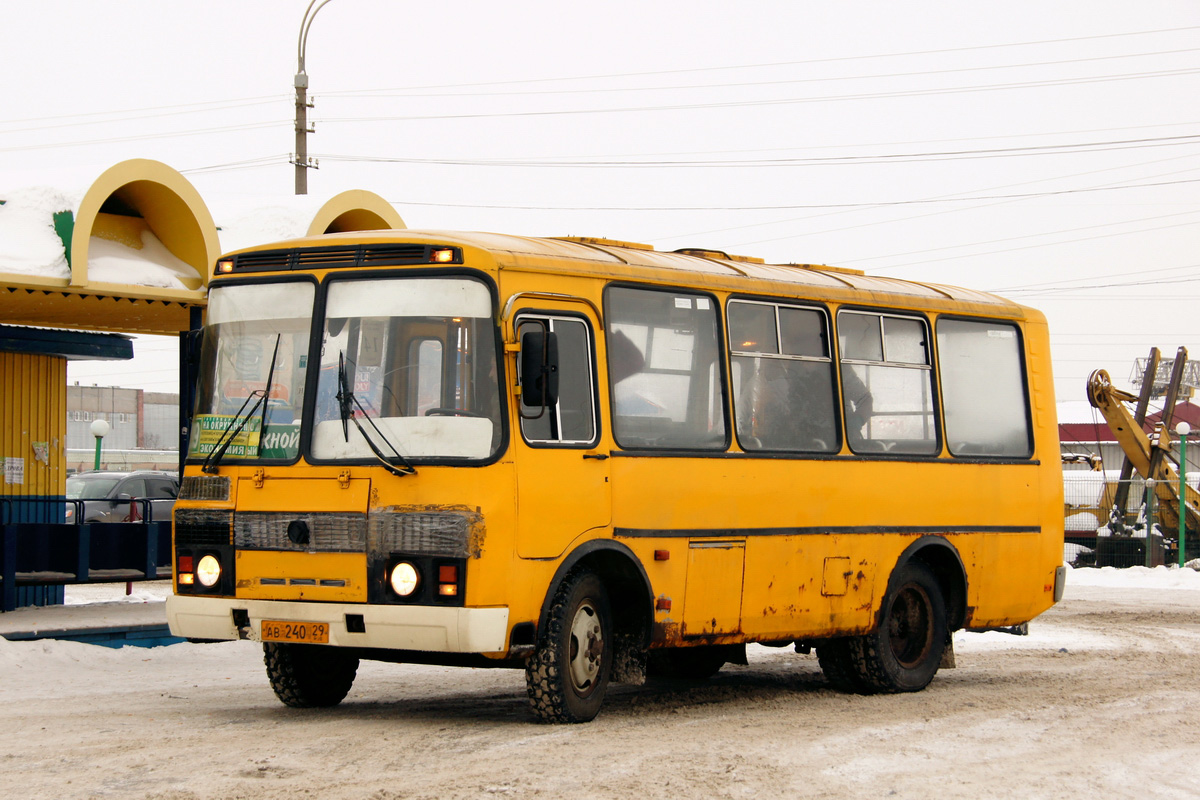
[3,1,1200,401]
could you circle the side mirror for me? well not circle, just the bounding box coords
[520,329,559,408]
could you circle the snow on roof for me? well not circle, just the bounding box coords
[87,231,201,290]
[0,186,79,279]
[0,187,330,288]
[208,196,327,255]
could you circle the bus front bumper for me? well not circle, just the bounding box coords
[166,595,510,654]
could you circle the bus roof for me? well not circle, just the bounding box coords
[222,228,1023,312]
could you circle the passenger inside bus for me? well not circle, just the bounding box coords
[841,365,873,449]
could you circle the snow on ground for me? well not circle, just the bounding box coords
[1066,563,1200,590]
[6,564,1200,800]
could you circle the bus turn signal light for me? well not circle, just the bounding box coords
[438,565,459,596]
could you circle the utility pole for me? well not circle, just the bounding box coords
[294,0,335,195]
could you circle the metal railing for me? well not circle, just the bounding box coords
[0,498,172,612]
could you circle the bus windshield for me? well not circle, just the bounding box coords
[310,276,502,462]
[189,280,315,462]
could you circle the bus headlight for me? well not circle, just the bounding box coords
[196,555,222,588]
[389,562,420,597]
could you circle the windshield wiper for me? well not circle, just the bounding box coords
[201,335,280,474]
[336,351,416,477]
[256,335,282,457]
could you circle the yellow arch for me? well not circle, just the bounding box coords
[306,190,406,236]
[71,159,220,291]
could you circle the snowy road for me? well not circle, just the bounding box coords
[2,571,1199,800]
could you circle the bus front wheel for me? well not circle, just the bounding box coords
[828,561,947,694]
[525,570,613,723]
[263,642,359,708]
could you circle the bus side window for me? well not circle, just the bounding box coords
[728,300,838,453]
[837,310,937,455]
[605,286,727,450]
[937,319,1032,458]
[517,315,597,446]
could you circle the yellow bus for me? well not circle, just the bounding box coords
[166,231,1066,723]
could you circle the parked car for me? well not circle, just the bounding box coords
[64,470,179,524]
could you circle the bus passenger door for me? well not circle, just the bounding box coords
[514,309,610,559]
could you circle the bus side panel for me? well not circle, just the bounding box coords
[739,534,876,639]
[612,455,1057,641]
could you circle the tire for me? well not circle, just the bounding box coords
[844,561,948,694]
[648,646,728,681]
[816,637,871,693]
[525,571,613,723]
[263,642,359,708]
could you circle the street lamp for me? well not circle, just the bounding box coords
[1177,421,1191,567]
[294,0,336,195]
[90,418,111,470]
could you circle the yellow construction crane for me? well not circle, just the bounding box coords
[1086,347,1200,541]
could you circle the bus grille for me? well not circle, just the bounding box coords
[235,512,367,552]
[178,476,231,502]
[175,509,234,546]
[229,244,448,272]
[368,510,483,558]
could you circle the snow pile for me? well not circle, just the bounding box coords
[87,230,202,289]
[1065,512,1100,532]
[0,186,78,278]
[1066,563,1200,590]
[65,581,171,606]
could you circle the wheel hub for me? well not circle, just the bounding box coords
[889,584,933,669]
[567,602,602,692]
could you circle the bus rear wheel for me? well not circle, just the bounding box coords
[854,562,947,693]
[263,642,359,708]
[816,638,871,693]
[525,571,613,723]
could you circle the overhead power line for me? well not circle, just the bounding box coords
[319,134,1200,169]
[319,67,1200,124]
[320,25,1200,95]
[0,121,286,154]
[324,47,1200,101]
[379,178,1200,213]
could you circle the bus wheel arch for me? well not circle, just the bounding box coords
[894,536,968,632]
[818,537,965,695]
[856,559,948,693]
[535,541,654,682]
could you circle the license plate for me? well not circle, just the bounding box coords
[261,620,329,644]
